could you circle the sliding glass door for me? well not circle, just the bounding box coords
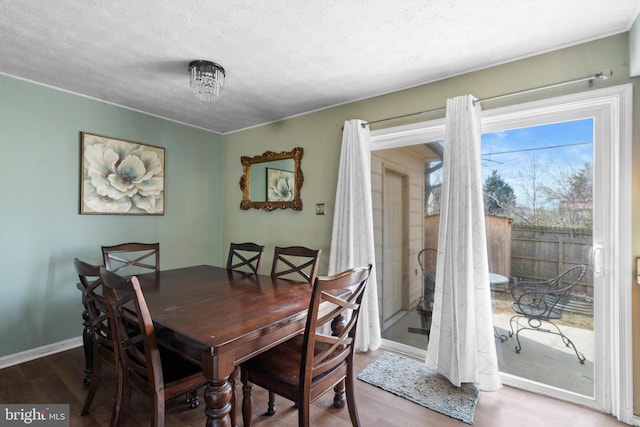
[370,85,632,416]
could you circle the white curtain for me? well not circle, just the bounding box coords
[328,119,381,352]
[425,95,501,391]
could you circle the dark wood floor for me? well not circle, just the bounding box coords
[0,346,627,426]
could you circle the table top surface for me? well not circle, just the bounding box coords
[489,272,509,285]
[134,265,312,355]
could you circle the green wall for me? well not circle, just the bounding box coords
[0,75,225,357]
[224,33,640,411]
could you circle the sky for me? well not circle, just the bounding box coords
[480,118,594,207]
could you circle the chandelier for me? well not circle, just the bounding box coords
[188,60,225,102]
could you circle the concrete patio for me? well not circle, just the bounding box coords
[382,308,594,396]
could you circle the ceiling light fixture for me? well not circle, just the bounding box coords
[188,60,225,102]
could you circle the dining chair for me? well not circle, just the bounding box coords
[73,258,119,418]
[241,264,372,427]
[226,242,265,274]
[270,245,321,283]
[99,267,207,427]
[226,242,265,424]
[265,245,322,412]
[101,242,160,275]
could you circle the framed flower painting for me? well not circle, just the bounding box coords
[80,132,165,215]
[266,167,295,202]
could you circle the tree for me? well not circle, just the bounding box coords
[512,154,556,226]
[544,162,593,228]
[483,170,516,216]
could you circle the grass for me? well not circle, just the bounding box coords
[491,291,594,330]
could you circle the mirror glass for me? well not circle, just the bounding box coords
[240,147,303,211]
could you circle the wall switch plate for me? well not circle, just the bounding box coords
[315,203,325,215]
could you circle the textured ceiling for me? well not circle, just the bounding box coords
[0,1,639,134]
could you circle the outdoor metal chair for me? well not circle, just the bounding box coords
[508,264,588,364]
[410,248,437,336]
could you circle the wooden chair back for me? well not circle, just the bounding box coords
[270,246,321,283]
[99,267,205,426]
[301,265,371,396]
[74,258,116,362]
[226,242,264,274]
[73,258,117,416]
[102,242,160,275]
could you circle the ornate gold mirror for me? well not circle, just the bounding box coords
[240,147,304,211]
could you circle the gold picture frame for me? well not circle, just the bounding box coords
[80,132,165,215]
[240,147,303,211]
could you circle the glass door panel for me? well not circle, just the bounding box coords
[482,118,594,397]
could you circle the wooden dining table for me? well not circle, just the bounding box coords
[79,264,343,427]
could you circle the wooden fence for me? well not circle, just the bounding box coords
[424,216,593,301]
[423,215,512,278]
[511,224,593,299]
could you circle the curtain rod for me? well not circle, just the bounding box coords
[361,69,612,128]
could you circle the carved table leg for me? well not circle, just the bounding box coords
[204,379,233,427]
[80,297,93,387]
[331,313,347,408]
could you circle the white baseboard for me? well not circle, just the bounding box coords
[0,337,83,369]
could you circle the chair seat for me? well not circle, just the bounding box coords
[159,347,204,386]
[243,335,344,388]
[511,302,562,319]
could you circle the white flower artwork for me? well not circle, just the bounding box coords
[80,133,165,215]
[266,168,294,202]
